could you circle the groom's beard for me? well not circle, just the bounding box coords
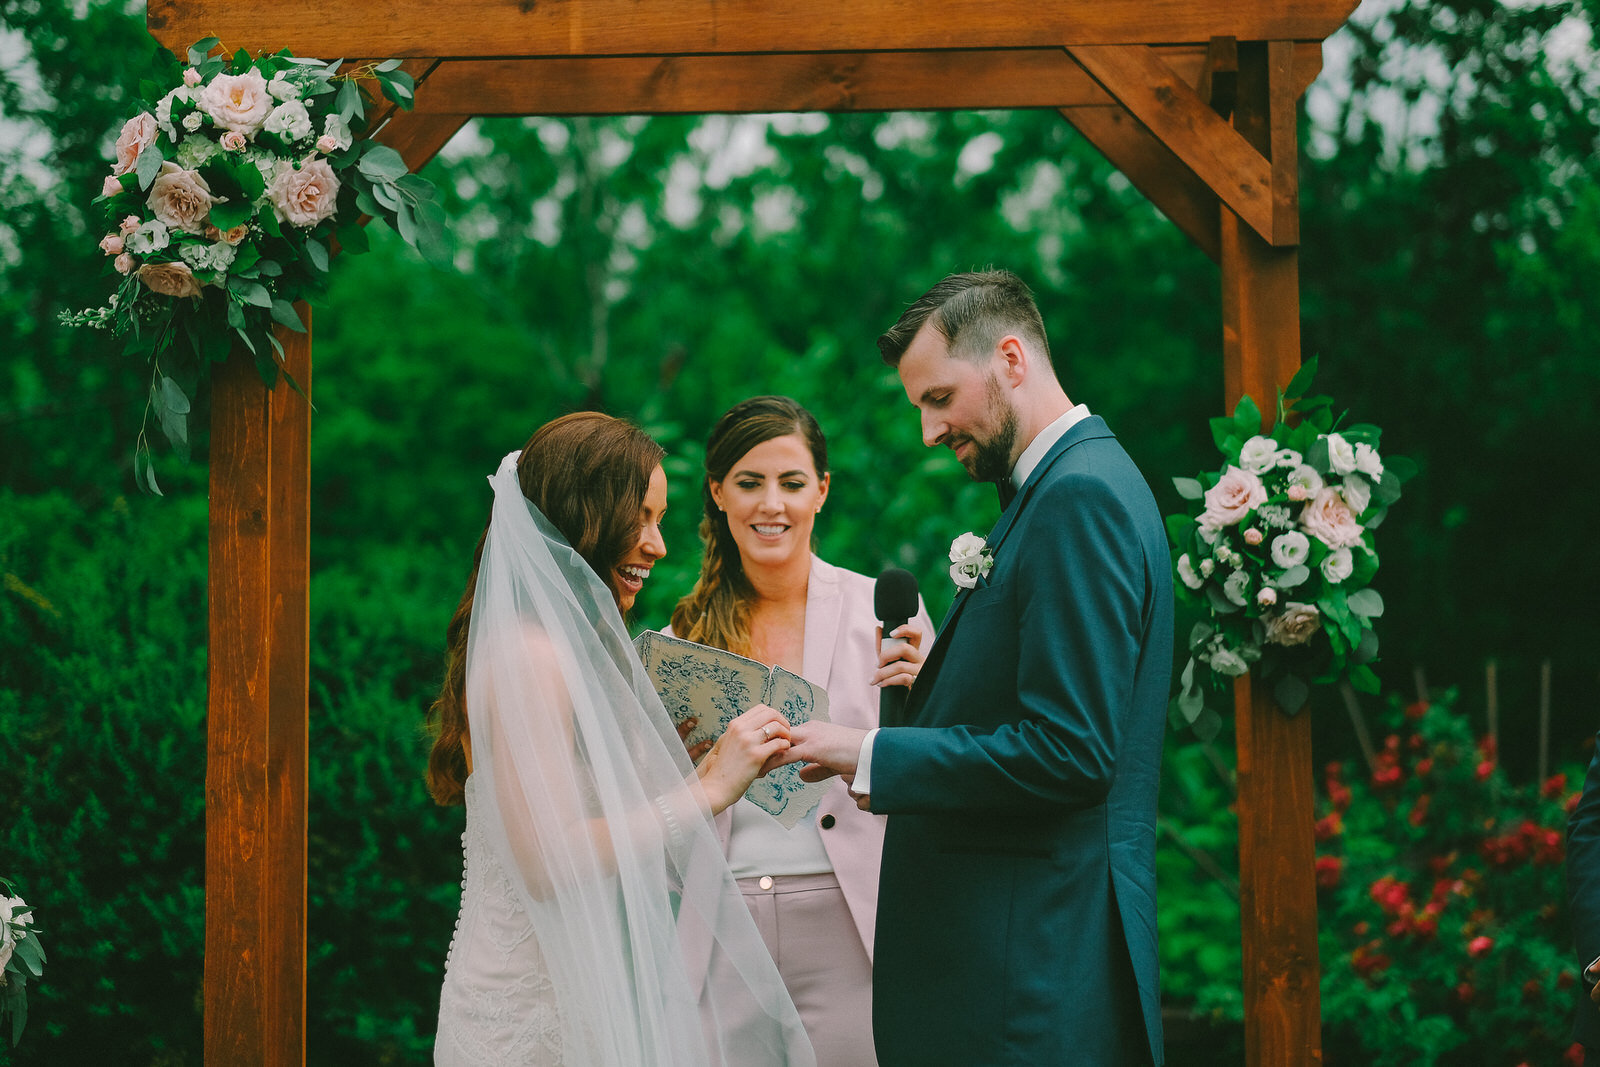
[966,374,1018,484]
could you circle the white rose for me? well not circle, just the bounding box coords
[182,111,204,132]
[949,532,986,562]
[1207,646,1252,677]
[1323,432,1358,476]
[1270,530,1310,568]
[1354,442,1384,480]
[127,219,171,254]
[263,100,314,141]
[1320,546,1354,584]
[1301,487,1365,549]
[1199,466,1267,531]
[1177,554,1204,590]
[1264,602,1323,646]
[949,558,991,589]
[1287,464,1323,497]
[1256,586,1278,608]
[198,68,273,135]
[1223,570,1251,607]
[268,73,301,100]
[1341,475,1372,516]
[1239,435,1279,474]
[320,113,353,153]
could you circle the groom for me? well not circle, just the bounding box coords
[789,269,1172,1065]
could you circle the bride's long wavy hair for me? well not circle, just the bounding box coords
[425,412,666,806]
[669,396,828,658]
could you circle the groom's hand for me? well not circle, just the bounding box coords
[785,721,866,783]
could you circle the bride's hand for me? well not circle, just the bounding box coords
[696,705,791,814]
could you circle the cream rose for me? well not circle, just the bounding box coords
[1264,602,1322,646]
[138,260,203,298]
[1302,487,1365,549]
[268,158,341,228]
[1199,466,1267,531]
[112,112,159,175]
[198,68,273,135]
[1256,586,1278,608]
[146,162,219,234]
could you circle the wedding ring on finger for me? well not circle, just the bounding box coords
[761,723,774,740]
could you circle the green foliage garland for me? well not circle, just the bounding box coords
[60,38,446,494]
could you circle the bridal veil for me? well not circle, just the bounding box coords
[456,450,813,1066]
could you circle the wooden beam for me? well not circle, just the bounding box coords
[206,318,311,1067]
[376,112,471,174]
[147,0,1361,59]
[1197,36,1239,119]
[1220,39,1321,1067]
[1061,104,1221,262]
[1068,43,1297,247]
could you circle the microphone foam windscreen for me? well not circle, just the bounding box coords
[874,567,920,622]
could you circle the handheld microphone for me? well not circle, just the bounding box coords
[874,567,920,729]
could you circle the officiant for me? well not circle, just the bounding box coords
[667,396,932,1066]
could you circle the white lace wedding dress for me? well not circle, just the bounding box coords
[434,775,569,1066]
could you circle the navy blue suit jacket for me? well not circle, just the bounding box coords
[869,416,1173,1066]
[1567,733,1600,1047]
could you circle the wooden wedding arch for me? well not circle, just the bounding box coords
[146,2,1360,1063]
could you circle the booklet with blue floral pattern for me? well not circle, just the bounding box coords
[633,630,832,828]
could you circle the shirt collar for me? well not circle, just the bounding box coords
[1012,404,1091,490]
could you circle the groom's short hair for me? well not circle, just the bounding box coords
[878,269,1052,368]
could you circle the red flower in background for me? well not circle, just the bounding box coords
[1468,935,1494,958]
[1544,773,1569,798]
[1316,856,1344,889]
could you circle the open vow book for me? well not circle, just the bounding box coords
[633,630,832,828]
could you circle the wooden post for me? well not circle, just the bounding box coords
[1222,40,1322,1067]
[206,316,312,1067]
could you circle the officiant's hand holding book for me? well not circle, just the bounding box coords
[633,630,833,828]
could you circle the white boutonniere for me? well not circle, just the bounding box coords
[948,532,994,589]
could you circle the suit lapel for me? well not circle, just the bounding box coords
[903,417,1117,722]
[801,555,843,690]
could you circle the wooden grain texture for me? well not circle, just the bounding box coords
[206,318,311,1067]
[1069,43,1287,246]
[1221,39,1322,1066]
[1061,104,1221,262]
[375,113,470,175]
[147,0,1361,59]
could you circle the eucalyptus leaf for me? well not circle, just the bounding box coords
[395,200,417,246]
[304,238,329,273]
[1277,564,1310,589]
[1193,707,1222,742]
[1188,623,1214,651]
[187,37,221,65]
[231,280,272,308]
[136,145,165,190]
[1172,476,1204,501]
[1348,663,1381,695]
[1352,626,1380,665]
[135,445,163,496]
[355,188,385,219]
[1347,589,1385,618]
[370,180,402,211]
[1273,673,1310,714]
[226,300,246,330]
[270,300,306,333]
[336,77,363,123]
[357,144,410,183]
[158,375,191,415]
[376,58,405,72]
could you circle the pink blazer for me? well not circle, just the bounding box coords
[670,555,933,962]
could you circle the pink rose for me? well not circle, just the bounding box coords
[137,260,203,298]
[1243,527,1264,546]
[197,68,273,134]
[183,67,203,87]
[99,234,124,255]
[114,252,136,274]
[220,130,248,152]
[112,112,158,175]
[1264,602,1321,646]
[146,161,219,234]
[119,214,141,236]
[1199,466,1267,531]
[1301,487,1364,549]
[102,174,124,197]
[315,133,340,155]
[268,158,341,228]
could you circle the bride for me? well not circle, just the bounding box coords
[427,412,815,1066]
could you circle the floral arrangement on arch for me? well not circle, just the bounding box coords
[1165,358,1416,737]
[62,38,445,493]
[0,878,46,1046]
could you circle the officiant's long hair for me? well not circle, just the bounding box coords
[426,412,665,806]
[670,396,828,659]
